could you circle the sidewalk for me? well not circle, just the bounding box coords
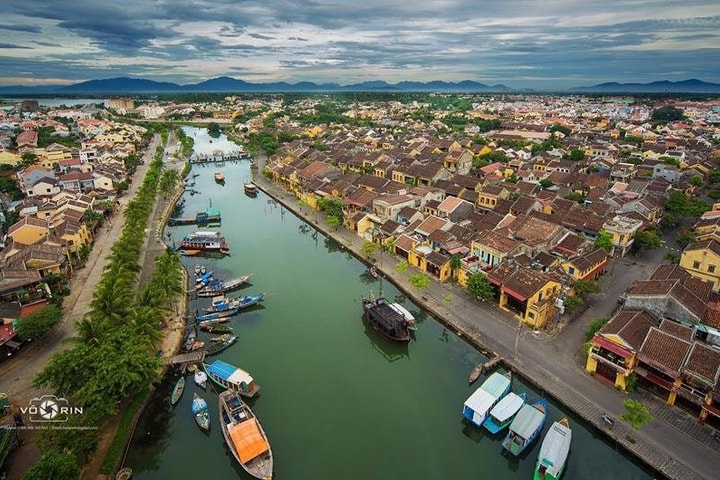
[253,168,720,480]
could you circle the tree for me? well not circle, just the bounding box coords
[23,450,79,480]
[207,122,222,138]
[466,273,494,301]
[585,316,609,341]
[651,105,684,123]
[360,240,380,260]
[408,273,431,290]
[564,295,584,312]
[566,147,585,161]
[19,151,38,169]
[573,280,601,299]
[449,254,462,283]
[77,244,90,265]
[539,178,554,189]
[595,230,613,253]
[15,305,63,341]
[689,174,704,187]
[634,229,662,251]
[158,168,180,197]
[620,399,652,429]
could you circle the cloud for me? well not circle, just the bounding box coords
[0,0,718,88]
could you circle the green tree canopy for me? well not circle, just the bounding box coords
[23,450,79,480]
[466,273,494,301]
[634,229,662,251]
[651,105,684,123]
[15,305,63,341]
[595,230,613,253]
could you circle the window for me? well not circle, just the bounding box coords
[568,266,575,275]
[693,261,700,269]
[538,292,543,302]
[709,265,716,273]
[528,312,535,319]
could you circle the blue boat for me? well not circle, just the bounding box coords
[502,397,548,456]
[196,307,240,322]
[203,360,260,398]
[196,271,213,285]
[191,393,210,431]
[202,293,266,313]
[462,372,512,427]
[483,391,526,434]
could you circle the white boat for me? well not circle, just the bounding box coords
[462,372,511,427]
[502,397,548,456]
[194,370,208,389]
[483,391,526,434]
[534,417,572,480]
[389,303,416,330]
[204,360,260,397]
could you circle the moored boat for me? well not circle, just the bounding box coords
[361,296,411,343]
[244,183,257,195]
[502,397,548,456]
[219,390,273,480]
[170,376,186,406]
[196,307,240,322]
[202,293,265,313]
[462,371,512,427]
[205,334,238,356]
[483,391,527,434]
[534,417,572,480]
[196,271,213,285]
[194,370,208,389]
[215,172,225,182]
[192,393,210,431]
[179,230,229,253]
[204,360,260,397]
[195,274,253,297]
[469,362,484,384]
[199,324,234,334]
[388,302,416,331]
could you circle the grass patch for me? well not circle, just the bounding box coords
[100,386,150,474]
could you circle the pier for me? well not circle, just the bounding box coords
[164,351,206,371]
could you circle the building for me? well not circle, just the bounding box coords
[601,215,643,257]
[679,240,720,291]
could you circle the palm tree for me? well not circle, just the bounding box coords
[88,273,134,328]
[125,306,163,347]
[73,316,109,347]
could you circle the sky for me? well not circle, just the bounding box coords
[0,0,718,89]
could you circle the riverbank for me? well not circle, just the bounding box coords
[251,170,716,479]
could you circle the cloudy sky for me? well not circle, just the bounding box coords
[0,0,718,88]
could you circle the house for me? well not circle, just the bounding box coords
[25,177,61,198]
[443,149,473,175]
[436,196,473,223]
[561,248,609,281]
[16,130,38,148]
[602,215,643,257]
[372,195,417,221]
[6,216,50,246]
[585,309,657,391]
[396,206,424,226]
[679,240,720,291]
[58,171,95,192]
[471,231,521,269]
[92,171,118,191]
[487,261,562,329]
[4,242,68,277]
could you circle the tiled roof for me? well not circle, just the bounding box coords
[600,309,658,351]
[626,279,676,296]
[658,319,694,341]
[683,342,720,385]
[477,230,519,254]
[639,327,692,376]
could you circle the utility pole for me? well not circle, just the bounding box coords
[513,315,522,360]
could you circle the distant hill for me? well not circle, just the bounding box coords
[0,76,509,94]
[573,79,720,93]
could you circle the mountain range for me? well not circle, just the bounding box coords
[0,76,718,95]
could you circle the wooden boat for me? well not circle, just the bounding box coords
[179,231,229,253]
[469,363,484,384]
[369,266,379,279]
[169,208,222,226]
[183,331,197,351]
[462,372,512,427]
[204,360,260,397]
[179,249,202,256]
[244,183,258,195]
[199,324,234,334]
[205,335,238,356]
[195,274,253,297]
[194,370,208,389]
[194,264,202,275]
[196,271,213,284]
[483,391,526,434]
[210,333,234,343]
[202,293,265,313]
[196,307,240,322]
[361,296,411,343]
[219,390,273,480]
[534,417,572,480]
[198,318,231,329]
[215,172,225,182]
[170,376,186,405]
[502,397,548,456]
[192,393,210,431]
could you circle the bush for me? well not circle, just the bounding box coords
[408,273,431,290]
[585,317,609,341]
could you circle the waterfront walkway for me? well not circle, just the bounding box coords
[252,163,720,480]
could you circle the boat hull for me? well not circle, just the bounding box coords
[361,298,411,343]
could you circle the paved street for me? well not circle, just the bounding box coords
[252,159,720,480]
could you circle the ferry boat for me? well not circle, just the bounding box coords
[502,397,548,456]
[179,231,229,253]
[462,372,512,427]
[168,208,222,226]
[361,296,411,343]
[195,274,253,297]
[244,183,258,195]
[534,417,572,480]
[204,359,260,398]
[482,391,526,434]
[215,172,225,183]
[202,293,265,312]
[219,390,273,480]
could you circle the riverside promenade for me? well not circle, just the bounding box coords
[252,166,720,480]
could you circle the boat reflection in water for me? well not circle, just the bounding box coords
[363,319,409,363]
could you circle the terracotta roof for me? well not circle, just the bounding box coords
[599,309,658,351]
[426,251,449,267]
[626,279,676,296]
[684,239,720,257]
[638,327,692,376]
[394,234,417,253]
[477,230,519,254]
[651,264,690,282]
[414,215,449,236]
[683,342,720,386]
[658,319,694,341]
[502,267,555,300]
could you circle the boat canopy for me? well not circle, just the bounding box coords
[230,417,269,463]
[538,420,572,477]
[480,372,511,399]
[464,388,496,420]
[208,360,254,385]
[509,402,545,440]
[389,303,414,320]
[488,392,525,423]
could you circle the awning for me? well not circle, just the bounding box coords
[593,336,632,360]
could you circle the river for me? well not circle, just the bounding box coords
[124,127,654,480]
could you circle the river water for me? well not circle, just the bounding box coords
[124,127,654,480]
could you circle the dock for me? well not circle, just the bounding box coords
[164,351,206,371]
